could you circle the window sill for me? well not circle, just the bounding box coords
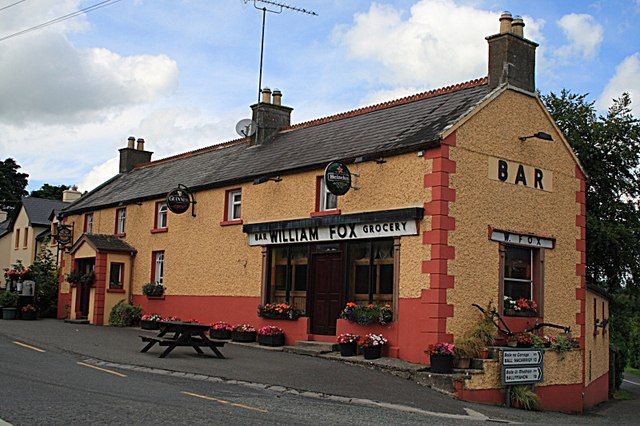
[503,309,538,317]
[146,295,165,300]
[107,288,125,293]
[220,219,243,227]
[151,228,168,234]
[114,233,126,238]
[310,209,341,217]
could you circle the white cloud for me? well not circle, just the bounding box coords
[78,157,119,192]
[0,1,178,125]
[334,0,543,94]
[556,13,603,60]
[597,53,640,113]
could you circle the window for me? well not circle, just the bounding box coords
[155,202,168,229]
[14,229,20,249]
[84,213,93,234]
[115,208,126,235]
[23,227,28,248]
[319,177,338,211]
[347,239,394,304]
[152,251,165,285]
[227,190,242,221]
[501,245,543,316]
[109,263,124,289]
[268,245,309,313]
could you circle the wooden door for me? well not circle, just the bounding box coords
[309,252,343,335]
[77,259,94,319]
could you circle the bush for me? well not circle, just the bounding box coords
[31,242,59,317]
[142,282,164,297]
[0,291,19,308]
[108,300,142,327]
[511,385,539,410]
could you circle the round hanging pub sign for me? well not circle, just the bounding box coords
[56,225,73,245]
[166,187,192,214]
[324,161,352,196]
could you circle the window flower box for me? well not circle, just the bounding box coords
[257,326,285,346]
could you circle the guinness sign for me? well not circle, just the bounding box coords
[166,187,192,214]
[324,161,351,196]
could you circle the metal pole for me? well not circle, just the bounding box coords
[257,7,267,103]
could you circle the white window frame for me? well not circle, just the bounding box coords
[154,252,164,285]
[320,177,338,211]
[228,190,242,221]
[504,246,534,300]
[116,208,126,234]
[85,213,94,234]
[156,202,168,229]
[109,262,124,288]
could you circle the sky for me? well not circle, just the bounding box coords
[0,0,639,193]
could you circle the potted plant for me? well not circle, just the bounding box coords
[231,324,257,342]
[337,333,360,357]
[0,291,19,320]
[510,385,539,410]
[471,301,497,358]
[454,337,481,369]
[340,302,393,325]
[210,322,234,340]
[257,303,302,320]
[142,282,164,298]
[426,342,456,374]
[516,332,534,348]
[20,304,37,320]
[360,333,388,360]
[257,325,285,347]
[140,313,163,330]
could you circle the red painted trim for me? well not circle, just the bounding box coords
[575,165,587,384]
[146,295,165,300]
[223,188,242,222]
[584,371,609,409]
[421,131,457,350]
[153,201,168,231]
[93,253,108,325]
[114,233,126,238]
[151,228,168,234]
[310,209,341,217]
[315,176,322,212]
[220,219,244,226]
[107,288,126,294]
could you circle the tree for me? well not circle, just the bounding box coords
[30,240,59,318]
[30,183,70,200]
[543,91,640,294]
[0,158,28,213]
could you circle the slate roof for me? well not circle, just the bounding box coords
[63,78,491,215]
[0,218,12,238]
[22,197,69,227]
[70,234,137,254]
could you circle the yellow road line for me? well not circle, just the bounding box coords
[181,391,268,413]
[77,362,127,378]
[12,341,45,353]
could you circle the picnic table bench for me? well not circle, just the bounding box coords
[139,321,225,359]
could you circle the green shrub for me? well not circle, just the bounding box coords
[108,300,142,327]
[0,291,19,308]
[511,385,539,410]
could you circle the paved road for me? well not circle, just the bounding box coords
[0,319,637,424]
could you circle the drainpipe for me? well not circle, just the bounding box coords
[128,253,136,304]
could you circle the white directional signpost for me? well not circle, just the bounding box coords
[501,348,544,407]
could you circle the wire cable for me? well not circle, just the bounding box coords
[0,0,28,13]
[0,0,124,43]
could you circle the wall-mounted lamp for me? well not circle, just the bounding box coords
[253,176,282,185]
[519,132,553,142]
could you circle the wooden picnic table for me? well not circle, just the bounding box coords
[139,321,225,359]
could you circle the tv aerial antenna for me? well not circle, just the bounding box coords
[244,0,317,104]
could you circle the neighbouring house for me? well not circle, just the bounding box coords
[56,13,609,413]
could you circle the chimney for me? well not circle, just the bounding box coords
[250,88,293,146]
[486,12,538,92]
[119,136,153,173]
[0,210,7,223]
[62,186,82,203]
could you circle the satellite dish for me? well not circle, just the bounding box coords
[235,119,257,137]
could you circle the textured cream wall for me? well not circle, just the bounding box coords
[8,207,47,267]
[0,234,11,279]
[104,252,132,322]
[448,89,581,339]
[585,291,610,384]
[60,152,431,298]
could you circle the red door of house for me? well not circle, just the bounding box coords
[309,252,343,335]
[76,259,94,319]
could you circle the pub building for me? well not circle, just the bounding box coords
[56,14,609,412]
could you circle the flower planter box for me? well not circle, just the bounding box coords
[362,345,383,360]
[2,308,17,320]
[430,354,454,374]
[258,333,285,347]
[232,330,256,343]
[140,320,160,330]
[339,342,358,357]
[20,311,37,320]
[504,309,537,317]
[210,329,232,340]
